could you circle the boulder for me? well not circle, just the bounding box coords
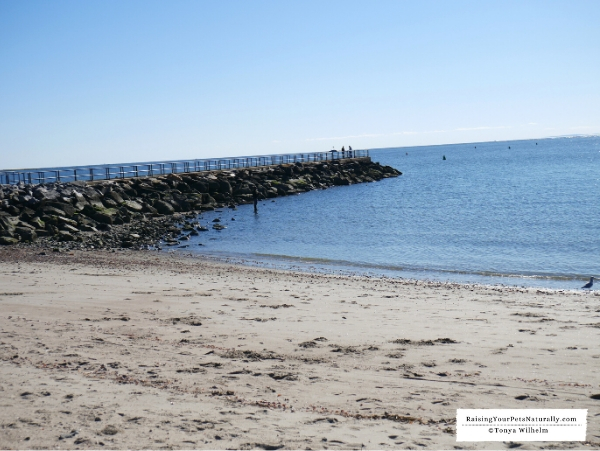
[33,188,60,201]
[0,228,14,238]
[7,205,20,215]
[72,190,87,202]
[94,209,118,224]
[0,215,17,231]
[201,194,216,205]
[46,224,59,235]
[142,203,158,214]
[60,224,80,234]
[82,204,99,218]
[171,198,191,211]
[189,179,209,192]
[154,200,175,215]
[41,205,68,217]
[19,207,37,221]
[83,189,105,208]
[333,176,350,186]
[207,179,221,193]
[233,184,252,195]
[57,231,75,241]
[122,200,143,212]
[102,198,119,208]
[0,236,19,245]
[106,190,124,204]
[16,221,35,230]
[14,227,37,242]
[27,217,45,229]
[218,180,232,195]
[57,216,78,227]
[79,224,98,232]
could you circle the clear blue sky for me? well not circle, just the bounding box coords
[1,0,599,169]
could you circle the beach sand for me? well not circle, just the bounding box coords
[0,248,598,449]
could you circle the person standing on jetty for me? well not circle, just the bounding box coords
[252,186,259,214]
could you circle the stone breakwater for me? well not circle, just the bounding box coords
[0,157,401,250]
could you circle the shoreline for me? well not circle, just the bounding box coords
[169,246,596,292]
[1,247,599,449]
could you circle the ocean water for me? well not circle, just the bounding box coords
[173,136,600,290]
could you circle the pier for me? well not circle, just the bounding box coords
[0,150,369,186]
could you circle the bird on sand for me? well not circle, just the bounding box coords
[582,277,595,289]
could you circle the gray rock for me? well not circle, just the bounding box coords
[60,224,80,234]
[33,188,60,201]
[7,205,20,215]
[123,200,143,212]
[0,229,14,238]
[0,236,19,245]
[154,200,175,215]
[57,231,75,241]
[14,227,37,242]
[142,203,158,214]
[106,190,124,204]
[79,224,98,232]
[83,189,104,208]
[16,221,35,230]
[102,198,119,208]
[94,210,117,224]
[57,216,78,227]
[28,217,45,229]
[71,191,89,211]
[218,180,232,195]
[41,205,67,217]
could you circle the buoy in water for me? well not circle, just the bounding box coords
[443,155,446,160]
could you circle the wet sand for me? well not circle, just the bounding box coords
[0,248,599,449]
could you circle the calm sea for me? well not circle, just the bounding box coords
[174,136,600,290]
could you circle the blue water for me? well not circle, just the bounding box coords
[172,136,600,290]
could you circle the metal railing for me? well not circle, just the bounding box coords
[0,149,369,186]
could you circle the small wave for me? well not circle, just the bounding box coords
[253,253,592,282]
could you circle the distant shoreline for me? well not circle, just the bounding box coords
[368,134,600,152]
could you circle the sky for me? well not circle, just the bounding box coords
[1,0,599,169]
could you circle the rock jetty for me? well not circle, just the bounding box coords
[0,157,401,250]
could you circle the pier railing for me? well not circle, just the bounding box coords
[0,149,369,186]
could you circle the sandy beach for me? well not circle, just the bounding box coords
[0,247,599,450]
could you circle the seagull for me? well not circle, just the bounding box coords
[582,277,595,290]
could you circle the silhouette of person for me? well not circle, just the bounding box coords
[252,186,259,214]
